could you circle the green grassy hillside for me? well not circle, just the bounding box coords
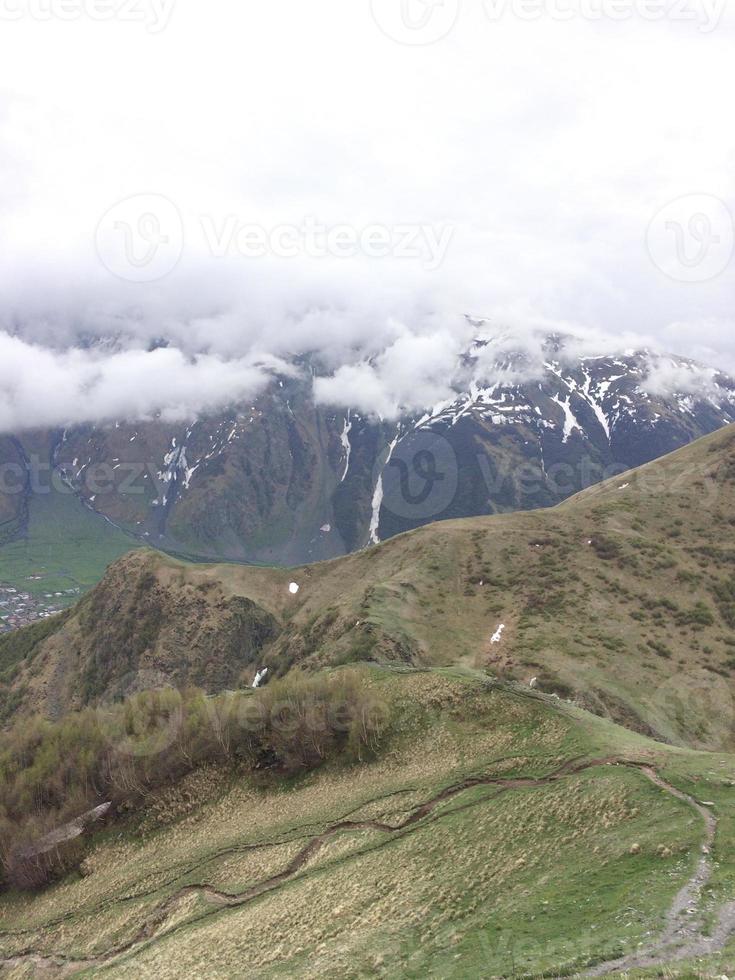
[5,424,735,751]
[2,427,735,977]
[0,667,733,978]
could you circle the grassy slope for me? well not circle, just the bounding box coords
[1,667,731,979]
[2,429,735,977]
[4,423,735,745]
[252,421,735,750]
[13,421,731,748]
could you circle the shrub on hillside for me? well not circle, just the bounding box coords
[0,669,388,891]
[589,535,622,561]
[712,576,735,628]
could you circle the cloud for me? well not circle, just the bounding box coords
[314,327,469,419]
[640,357,721,398]
[657,319,735,377]
[0,333,293,432]
[0,3,733,428]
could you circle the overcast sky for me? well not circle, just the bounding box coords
[0,0,733,428]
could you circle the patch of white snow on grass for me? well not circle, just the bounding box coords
[491,624,505,644]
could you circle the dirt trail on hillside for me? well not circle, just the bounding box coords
[1,758,731,978]
[585,766,730,976]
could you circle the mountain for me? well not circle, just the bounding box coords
[2,339,734,585]
[376,340,735,541]
[5,422,735,752]
[2,426,735,977]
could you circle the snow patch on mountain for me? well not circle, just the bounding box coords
[405,347,735,452]
[340,412,353,482]
[369,430,401,545]
[550,395,581,443]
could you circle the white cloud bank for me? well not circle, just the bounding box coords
[314,328,465,418]
[0,334,293,432]
[0,1,733,429]
[640,359,720,398]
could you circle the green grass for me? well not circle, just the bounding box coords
[2,430,735,976]
[0,490,137,599]
[658,751,735,919]
[0,668,725,979]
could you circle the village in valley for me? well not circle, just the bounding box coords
[0,579,79,633]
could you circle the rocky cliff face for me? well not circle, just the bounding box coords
[3,341,735,565]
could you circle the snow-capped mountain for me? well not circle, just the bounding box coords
[2,338,734,565]
[374,341,735,542]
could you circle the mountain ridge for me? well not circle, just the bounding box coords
[4,421,735,751]
[2,339,734,577]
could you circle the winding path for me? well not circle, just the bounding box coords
[586,766,731,976]
[0,758,731,978]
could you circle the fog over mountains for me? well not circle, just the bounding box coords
[1,5,733,437]
[3,330,734,566]
[1,319,733,433]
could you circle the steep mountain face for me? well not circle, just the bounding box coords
[4,341,735,566]
[377,345,735,539]
[5,423,735,749]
